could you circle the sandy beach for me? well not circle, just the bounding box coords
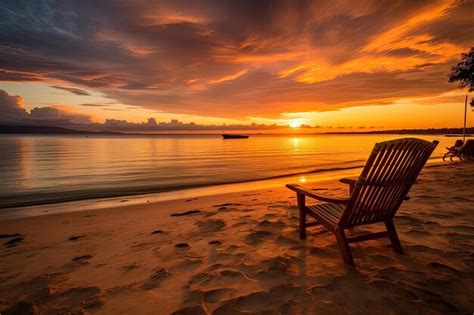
[1,162,473,314]
[1,1,473,313]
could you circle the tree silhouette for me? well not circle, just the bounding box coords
[449,47,474,91]
[449,47,474,108]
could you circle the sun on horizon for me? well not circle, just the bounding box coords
[289,120,304,129]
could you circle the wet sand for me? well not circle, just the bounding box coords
[1,162,473,314]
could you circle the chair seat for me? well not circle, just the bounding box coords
[307,202,345,228]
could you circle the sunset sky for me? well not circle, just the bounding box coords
[0,0,473,131]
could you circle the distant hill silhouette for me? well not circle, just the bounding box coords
[324,127,474,135]
[0,125,472,136]
[0,125,123,135]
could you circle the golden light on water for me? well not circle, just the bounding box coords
[290,138,300,148]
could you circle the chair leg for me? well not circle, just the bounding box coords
[299,207,306,239]
[297,193,306,239]
[385,219,404,254]
[334,228,354,266]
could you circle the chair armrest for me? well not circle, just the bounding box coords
[339,176,358,194]
[339,176,358,185]
[286,184,350,204]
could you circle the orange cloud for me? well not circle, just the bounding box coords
[362,0,456,53]
[208,70,248,84]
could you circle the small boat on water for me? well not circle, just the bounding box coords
[222,134,249,139]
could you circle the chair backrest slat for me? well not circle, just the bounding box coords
[460,140,474,155]
[453,139,464,148]
[339,138,438,228]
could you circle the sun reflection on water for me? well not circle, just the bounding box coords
[290,138,300,148]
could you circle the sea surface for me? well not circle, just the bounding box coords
[0,134,453,209]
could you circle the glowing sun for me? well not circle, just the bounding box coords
[289,120,303,128]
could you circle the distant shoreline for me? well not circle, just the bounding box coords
[0,125,473,136]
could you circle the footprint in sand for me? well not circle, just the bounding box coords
[258,255,302,276]
[151,230,164,235]
[203,287,237,303]
[218,269,246,278]
[172,305,207,315]
[188,272,211,285]
[68,235,84,241]
[182,258,203,266]
[46,287,103,312]
[3,237,24,247]
[257,219,286,229]
[245,230,273,245]
[309,247,336,258]
[276,235,298,245]
[212,284,307,314]
[262,213,277,219]
[426,262,461,275]
[2,300,39,314]
[0,233,21,239]
[122,264,139,271]
[208,240,222,245]
[141,268,170,289]
[175,243,190,248]
[196,219,225,233]
[171,210,201,217]
[72,255,93,262]
[225,245,238,252]
[213,203,242,208]
[1,275,103,314]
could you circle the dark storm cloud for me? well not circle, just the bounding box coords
[50,86,91,96]
[0,69,41,82]
[0,88,92,125]
[0,0,471,119]
[0,88,28,122]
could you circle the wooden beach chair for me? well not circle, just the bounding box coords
[443,139,474,161]
[286,138,438,266]
[443,139,464,161]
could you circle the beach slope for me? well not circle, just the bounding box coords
[1,162,473,314]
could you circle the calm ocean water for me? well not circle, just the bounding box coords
[0,134,450,208]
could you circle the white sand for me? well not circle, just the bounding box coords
[1,162,473,314]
